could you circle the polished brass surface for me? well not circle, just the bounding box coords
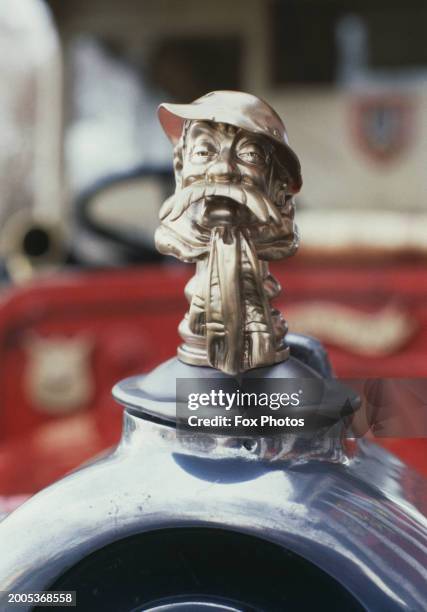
[156,91,301,375]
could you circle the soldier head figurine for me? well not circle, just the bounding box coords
[155,90,302,375]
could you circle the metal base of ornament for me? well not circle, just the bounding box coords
[113,354,321,426]
[112,336,362,469]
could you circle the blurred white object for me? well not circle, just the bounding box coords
[0,0,65,281]
[66,36,170,193]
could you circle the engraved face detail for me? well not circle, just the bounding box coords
[158,121,287,231]
[182,121,274,228]
[183,121,272,188]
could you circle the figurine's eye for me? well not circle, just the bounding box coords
[191,143,217,163]
[237,143,267,166]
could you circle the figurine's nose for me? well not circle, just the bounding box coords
[207,148,239,183]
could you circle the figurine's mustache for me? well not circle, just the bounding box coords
[159,181,282,226]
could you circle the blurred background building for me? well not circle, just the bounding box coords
[48,0,427,258]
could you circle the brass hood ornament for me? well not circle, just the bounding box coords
[156,91,302,375]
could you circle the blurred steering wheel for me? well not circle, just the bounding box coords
[74,166,175,267]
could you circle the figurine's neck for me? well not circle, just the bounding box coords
[177,227,289,375]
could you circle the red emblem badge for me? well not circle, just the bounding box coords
[351,95,415,164]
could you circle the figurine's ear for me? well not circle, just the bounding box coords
[173,142,184,190]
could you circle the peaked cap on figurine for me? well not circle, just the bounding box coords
[158,90,302,193]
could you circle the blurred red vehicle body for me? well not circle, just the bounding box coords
[0,260,426,510]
